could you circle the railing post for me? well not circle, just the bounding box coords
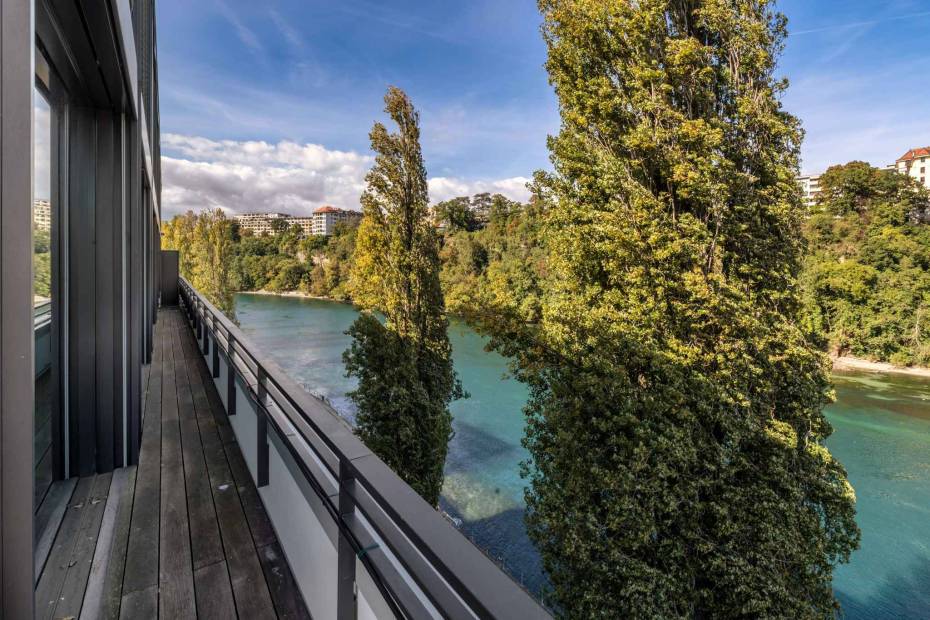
[212,325,220,378]
[227,335,237,416]
[337,458,357,620]
[256,366,269,487]
[202,313,210,356]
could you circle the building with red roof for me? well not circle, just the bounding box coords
[895,147,930,189]
[311,205,361,236]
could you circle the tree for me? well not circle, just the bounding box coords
[801,161,930,365]
[268,258,306,292]
[269,217,290,235]
[163,209,237,318]
[433,196,478,232]
[162,211,198,279]
[344,87,464,506]
[191,209,237,317]
[815,161,906,216]
[478,2,860,616]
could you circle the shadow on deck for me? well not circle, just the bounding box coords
[34,307,310,619]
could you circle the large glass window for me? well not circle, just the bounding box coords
[33,86,54,508]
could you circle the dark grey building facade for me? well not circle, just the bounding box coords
[1,0,160,615]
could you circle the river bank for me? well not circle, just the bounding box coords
[243,289,930,380]
[833,356,930,378]
[239,289,335,301]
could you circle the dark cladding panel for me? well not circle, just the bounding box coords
[95,109,120,472]
[161,251,180,306]
[127,116,144,465]
[1,0,38,615]
[68,107,98,477]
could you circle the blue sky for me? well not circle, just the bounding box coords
[157,0,930,217]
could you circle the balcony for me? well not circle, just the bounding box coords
[33,278,548,618]
[34,307,308,618]
[177,279,548,618]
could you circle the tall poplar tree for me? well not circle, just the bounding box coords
[482,1,860,616]
[345,87,463,506]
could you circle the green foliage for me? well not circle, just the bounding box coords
[302,234,329,253]
[466,2,860,617]
[162,209,237,318]
[801,161,930,365]
[815,161,904,216]
[268,258,307,292]
[433,192,525,233]
[439,196,548,319]
[33,225,51,301]
[162,211,360,304]
[312,224,358,300]
[344,87,464,507]
[433,196,479,232]
[269,217,290,235]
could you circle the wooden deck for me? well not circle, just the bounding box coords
[34,307,310,619]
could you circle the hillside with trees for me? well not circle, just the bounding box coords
[162,210,360,311]
[437,193,547,318]
[800,161,930,365]
[160,190,545,320]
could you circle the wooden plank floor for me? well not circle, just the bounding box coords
[35,307,310,619]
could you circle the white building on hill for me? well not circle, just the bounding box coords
[311,206,361,236]
[895,147,930,189]
[797,174,822,207]
[232,208,361,237]
[234,212,292,236]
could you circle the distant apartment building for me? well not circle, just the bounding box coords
[895,147,930,189]
[33,199,51,232]
[233,212,292,235]
[312,205,361,236]
[289,216,315,236]
[233,209,361,237]
[797,173,822,207]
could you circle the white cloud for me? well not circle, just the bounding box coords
[161,133,372,218]
[428,176,532,204]
[161,133,532,219]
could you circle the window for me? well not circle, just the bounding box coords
[33,85,55,507]
[33,47,67,510]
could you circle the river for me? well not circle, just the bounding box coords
[235,293,930,617]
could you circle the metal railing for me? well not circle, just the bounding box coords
[34,300,52,330]
[178,277,549,620]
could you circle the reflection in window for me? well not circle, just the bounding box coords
[34,88,53,508]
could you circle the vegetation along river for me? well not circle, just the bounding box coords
[235,293,930,617]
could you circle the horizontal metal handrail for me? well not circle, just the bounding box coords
[34,300,52,330]
[177,277,549,620]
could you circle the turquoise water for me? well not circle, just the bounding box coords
[829,372,930,618]
[235,293,930,615]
